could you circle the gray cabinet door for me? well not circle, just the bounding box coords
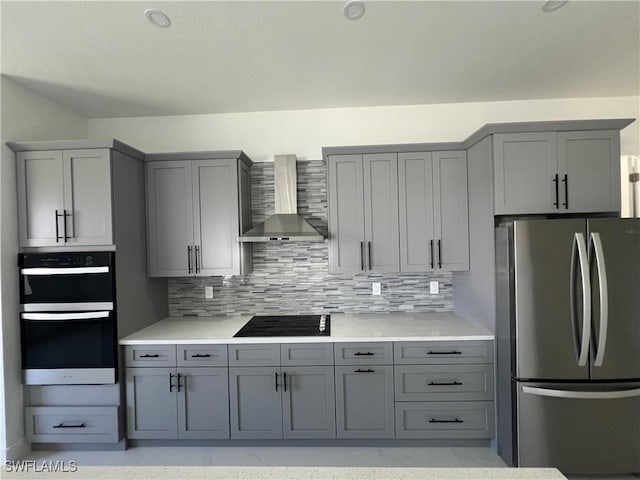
[126,367,178,439]
[177,367,229,439]
[493,132,557,215]
[192,159,241,276]
[328,154,365,274]
[433,151,469,271]
[557,130,620,214]
[62,149,113,246]
[282,366,336,439]
[16,150,65,247]
[335,365,395,438]
[146,161,194,277]
[398,152,435,272]
[228,367,283,439]
[363,153,400,273]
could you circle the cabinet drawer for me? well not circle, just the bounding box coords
[124,345,177,367]
[281,343,334,366]
[334,342,393,365]
[395,401,494,439]
[228,344,280,366]
[395,364,494,401]
[394,341,493,364]
[25,406,119,443]
[177,344,228,367]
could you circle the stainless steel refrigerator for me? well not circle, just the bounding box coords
[496,218,640,475]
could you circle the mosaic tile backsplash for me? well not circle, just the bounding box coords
[168,160,453,316]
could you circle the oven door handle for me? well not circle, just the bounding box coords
[21,311,111,321]
[20,267,110,275]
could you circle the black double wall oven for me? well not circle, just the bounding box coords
[19,252,117,385]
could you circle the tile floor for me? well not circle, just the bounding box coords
[23,446,640,479]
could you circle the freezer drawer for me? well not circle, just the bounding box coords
[516,381,640,475]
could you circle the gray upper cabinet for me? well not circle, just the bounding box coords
[398,151,469,272]
[493,130,621,215]
[17,149,113,247]
[557,130,620,213]
[146,154,252,277]
[328,153,399,274]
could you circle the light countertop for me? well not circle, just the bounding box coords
[3,466,566,479]
[119,313,493,345]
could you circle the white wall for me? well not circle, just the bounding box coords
[88,96,640,161]
[0,77,87,462]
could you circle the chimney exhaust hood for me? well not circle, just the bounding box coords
[238,155,324,242]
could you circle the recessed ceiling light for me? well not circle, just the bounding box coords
[144,9,171,28]
[542,1,569,13]
[343,1,365,21]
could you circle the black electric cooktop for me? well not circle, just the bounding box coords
[233,315,330,337]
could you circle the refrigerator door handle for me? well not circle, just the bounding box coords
[522,386,640,400]
[572,233,591,367]
[590,232,609,367]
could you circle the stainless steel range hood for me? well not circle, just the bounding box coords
[238,155,324,242]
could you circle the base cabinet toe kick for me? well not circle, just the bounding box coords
[119,340,494,444]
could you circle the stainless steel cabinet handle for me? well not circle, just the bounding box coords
[53,423,86,429]
[191,354,211,358]
[169,372,175,392]
[177,373,183,393]
[187,246,193,274]
[437,239,442,268]
[195,245,200,274]
[139,354,159,358]
[427,350,461,355]
[368,241,372,270]
[428,381,463,386]
[275,372,279,392]
[355,369,375,373]
[562,174,569,209]
[283,372,288,392]
[590,232,608,367]
[354,352,374,356]
[360,242,365,271]
[552,174,559,209]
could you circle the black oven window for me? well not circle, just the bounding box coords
[21,318,116,369]
[21,273,114,304]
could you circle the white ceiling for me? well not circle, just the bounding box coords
[1,1,638,119]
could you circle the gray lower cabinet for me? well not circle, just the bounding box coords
[335,365,395,438]
[334,342,395,438]
[228,343,336,439]
[125,344,230,440]
[392,340,495,440]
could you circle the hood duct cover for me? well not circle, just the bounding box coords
[238,155,324,242]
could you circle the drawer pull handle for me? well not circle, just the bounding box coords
[53,423,86,429]
[354,352,374,356]
[355,369,375,373]
[429,418,463,424]
[427,350,462,355]
[428,381,463,386]
[191,354,211,358]
[140,354,160,358]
